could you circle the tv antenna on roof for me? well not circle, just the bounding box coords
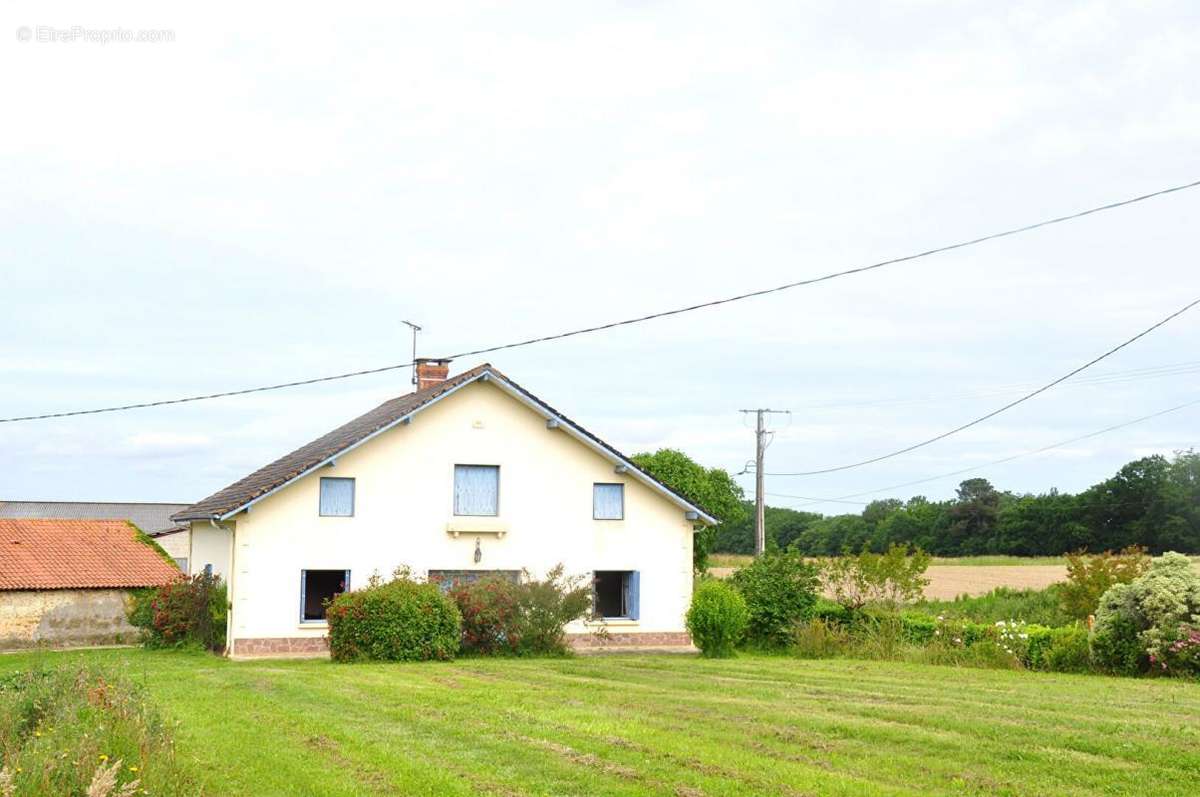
[401,320,422,386]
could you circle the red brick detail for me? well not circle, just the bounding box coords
[567,631,693,649]
[415,359,451,391]
[232,636,330,656]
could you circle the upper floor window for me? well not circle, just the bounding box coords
[454,465,499,516]
[593,483,625,520]
[319,477,355,517]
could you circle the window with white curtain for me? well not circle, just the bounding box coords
[319,477,355,516]
[454,465,499,516]
[593,483,625,520]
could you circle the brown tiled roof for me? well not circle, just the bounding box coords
[173,363,718,525]
[173,364,492,521]
[0,519,183,590]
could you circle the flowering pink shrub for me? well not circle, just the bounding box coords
[1152,624,1200,676]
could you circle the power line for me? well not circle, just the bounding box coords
[768,396,1200,507]
[782,359,1200,413]
[766,296,1200,476]
[766,492,869,506]
[3,178,1200,424]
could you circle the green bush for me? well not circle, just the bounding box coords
[128,572,226,652]
[1090,589,1145,675]
[326,574,461,662]
[515,566,594,655]
[1091,552,1200,676]
[1023,625,1055,670]
[0,664,198,795]
[808,598,852,627]
[448,566,592,657]
[1043,626,1093,673]
[820,543,931,610]
[898,612,937,645]
[686,580,749,658]
[728,550,818,648]
[449,576,523,655]
[1060,546,1150,620]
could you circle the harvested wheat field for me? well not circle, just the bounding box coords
[709,559,1070,600]
[709,564,1069,599]
[918,565,1067,599]
[712,557,1200,600]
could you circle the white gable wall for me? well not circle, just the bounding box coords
[210,379,694,645]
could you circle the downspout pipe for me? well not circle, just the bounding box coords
[209,515,236,658]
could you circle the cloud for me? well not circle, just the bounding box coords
[119,432,213,458]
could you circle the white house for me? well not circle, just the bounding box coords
[172,360,716,656]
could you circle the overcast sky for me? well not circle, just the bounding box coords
[2,2,1197,514]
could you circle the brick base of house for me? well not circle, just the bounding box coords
[232,636,330,657]
[567,631,693,650]
[230,631,694,658]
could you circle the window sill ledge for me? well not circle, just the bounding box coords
[445,522,508,539]
[298,623,329,630]
[585,619,639,627]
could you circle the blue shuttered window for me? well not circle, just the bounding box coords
[454,465,499,516]
[593,483,625,520]
[626,571,640,621]
[319,477,355,516]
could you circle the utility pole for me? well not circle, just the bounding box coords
[401,320,422,386]
[739,409,790,556]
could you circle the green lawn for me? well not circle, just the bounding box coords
[2,649,1198,796]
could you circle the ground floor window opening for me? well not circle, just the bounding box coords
[301,569,348,622]
[593,570,639,620]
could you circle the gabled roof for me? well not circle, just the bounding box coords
[173,364,718,524]
[0,501,189,536]
[0,519,182,590]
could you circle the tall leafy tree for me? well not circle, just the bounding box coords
[946,478,1003,555]
[630,449,746,571]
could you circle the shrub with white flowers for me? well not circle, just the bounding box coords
[1092,552,1200,676]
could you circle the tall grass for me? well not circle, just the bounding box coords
[914,584,1072,626]
[0,663,198,796]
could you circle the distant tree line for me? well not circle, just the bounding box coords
[713,451,1200,556]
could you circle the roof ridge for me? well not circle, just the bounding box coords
[173,363,494,521]
[171,362,714,525]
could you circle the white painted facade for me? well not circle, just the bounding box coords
[187,377,703,650]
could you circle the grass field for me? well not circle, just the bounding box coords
[2,649,1198,796]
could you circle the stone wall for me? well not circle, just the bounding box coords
[0,589,140,650]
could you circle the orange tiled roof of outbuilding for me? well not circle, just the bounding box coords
[0,518,182,590]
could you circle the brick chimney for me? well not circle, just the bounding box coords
[415,358,451,391]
